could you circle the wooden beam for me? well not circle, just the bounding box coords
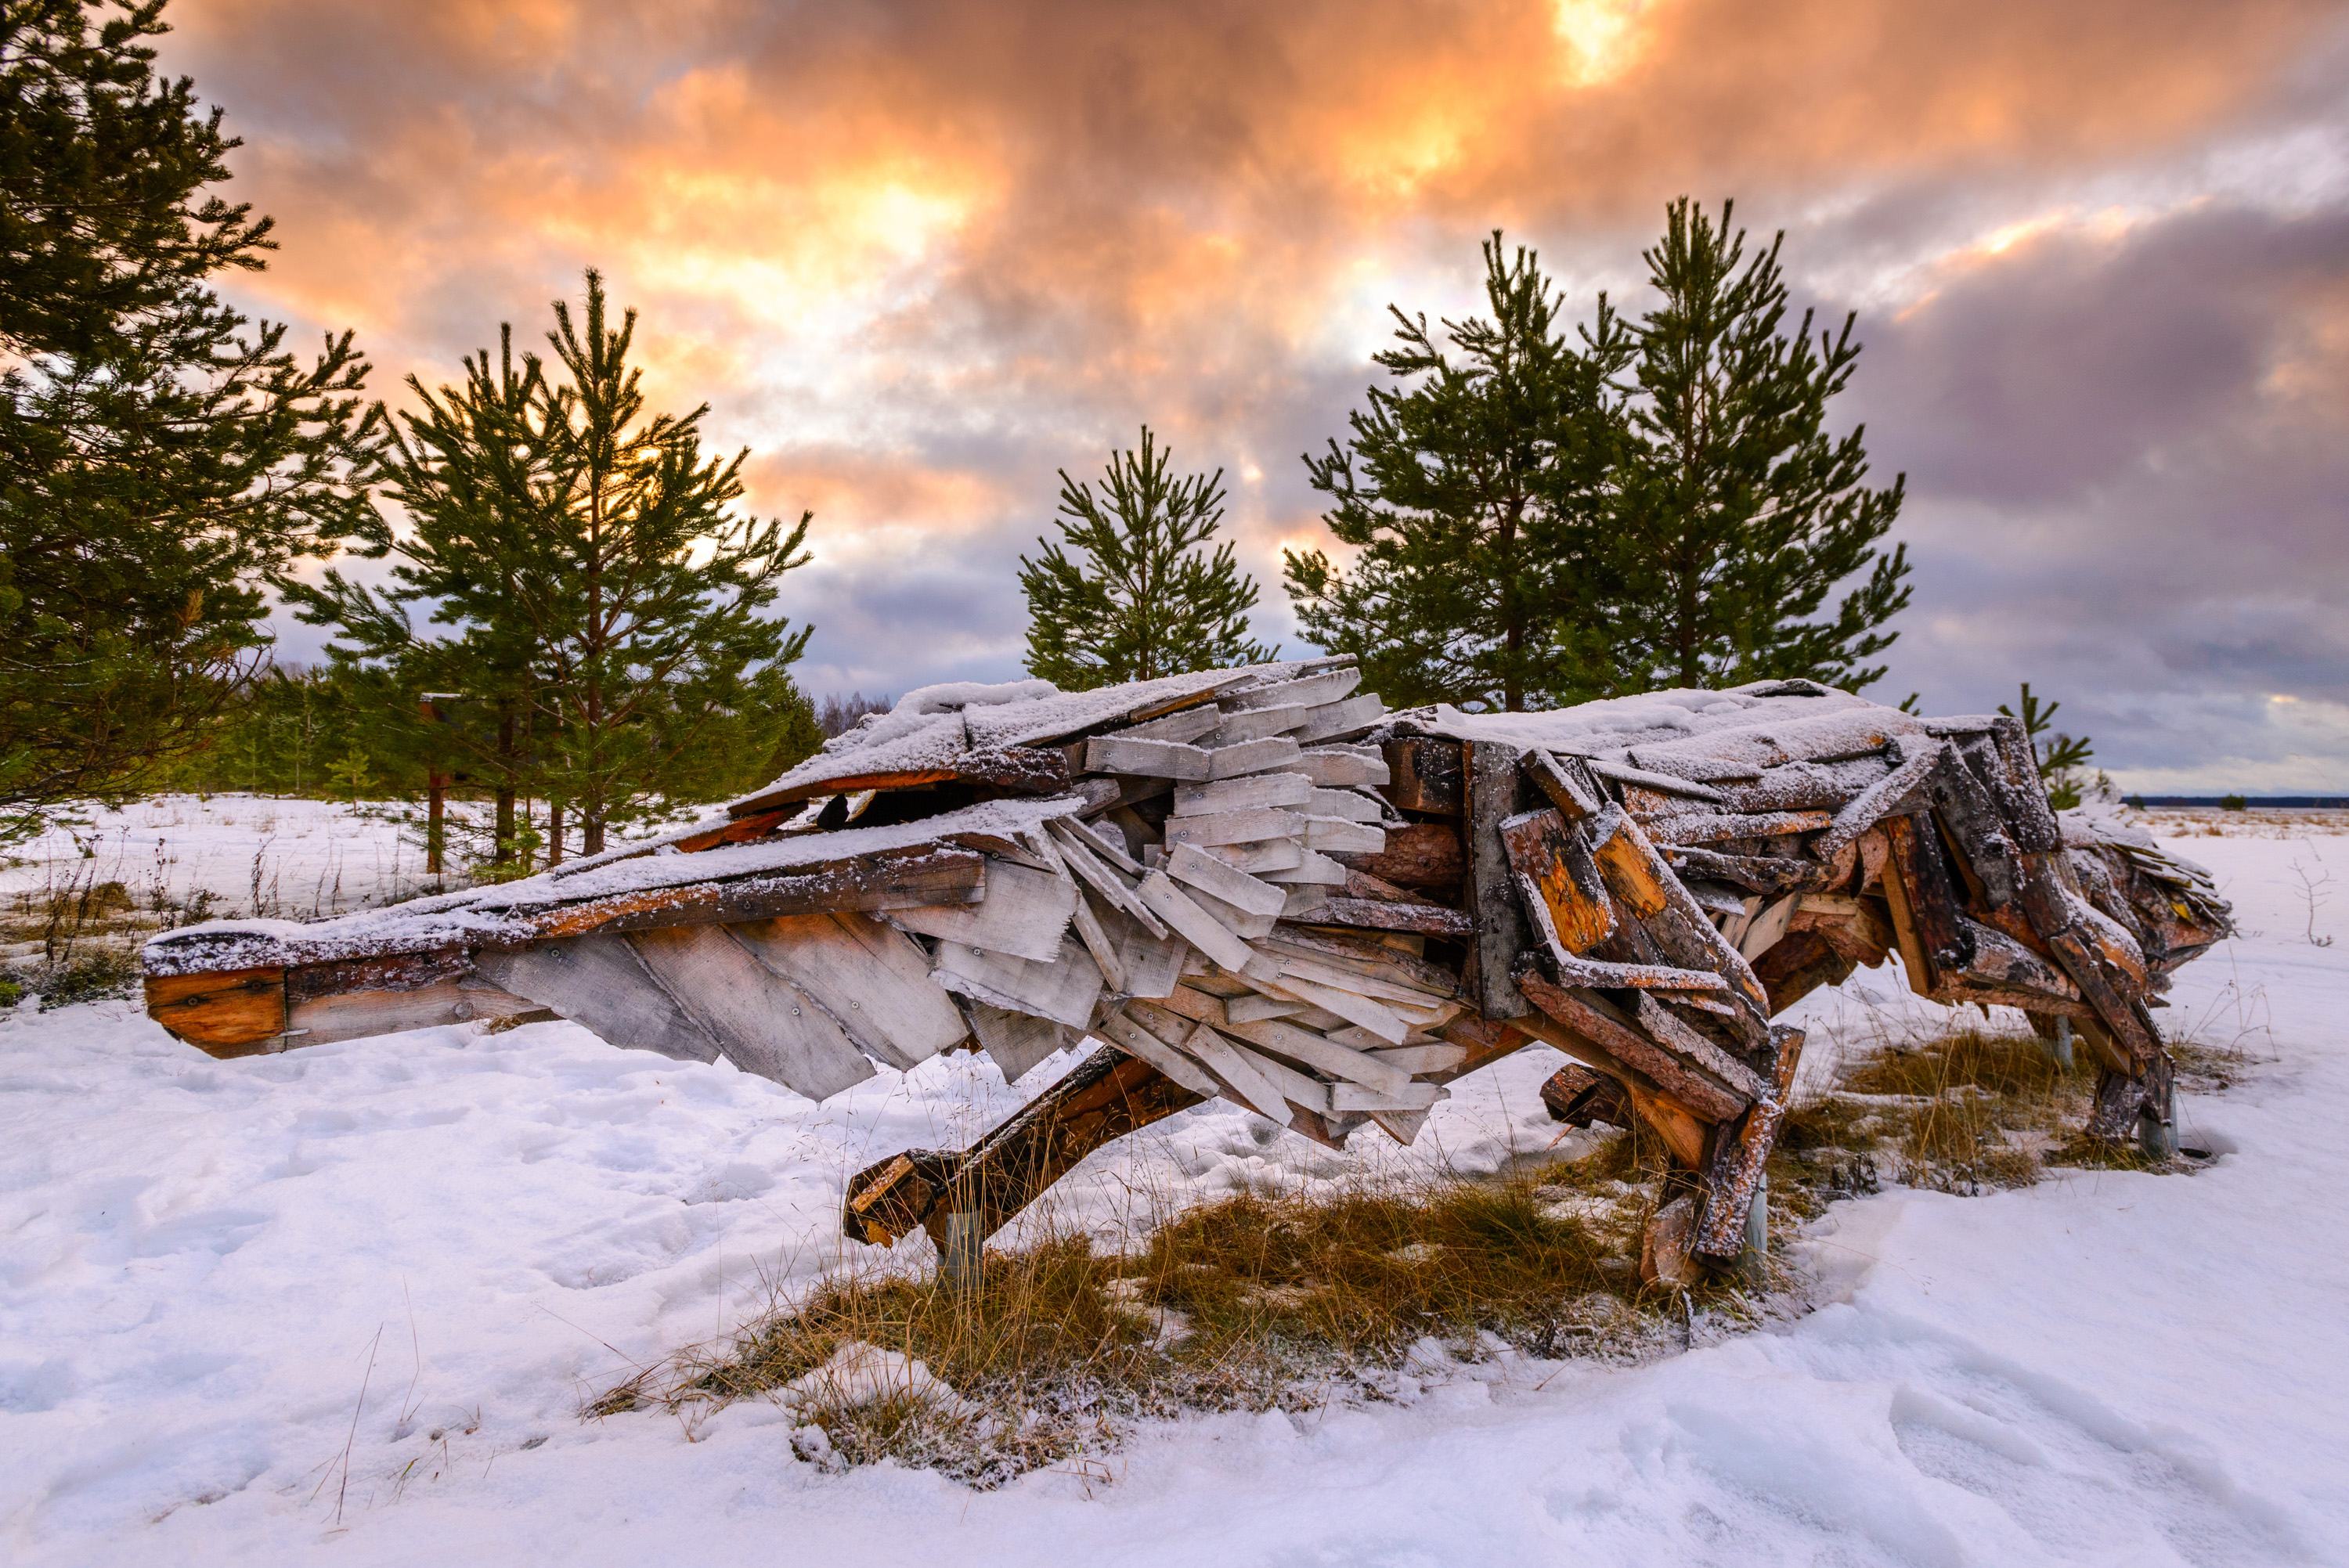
[841,1047,1206,1245]
[143,967,286,1056]
[1466,741,1532,1019]
[1339,822,1464,897]
[1381,737,1463,815]
[1516,971,1748,1123]
[1691,1025,1806,1260]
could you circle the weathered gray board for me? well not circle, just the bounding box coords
[474,934,722,1064]
[890,857,1077,962]
[626,925,876,1098]
[729,911,970,1069]
[285,978,543,1047]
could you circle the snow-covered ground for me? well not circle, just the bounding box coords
[2,803,2345,1564]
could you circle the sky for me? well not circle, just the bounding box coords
[156,0,2349,795]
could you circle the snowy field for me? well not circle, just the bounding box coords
[2,800,2346,1564]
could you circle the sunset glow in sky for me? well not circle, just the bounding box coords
[162,0,2349,793]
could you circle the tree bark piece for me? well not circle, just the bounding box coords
[1692,1025,1806,1261]
[1467,741,1533,1019]
[1516,971,1748,1123]
[1382,737,1464,814]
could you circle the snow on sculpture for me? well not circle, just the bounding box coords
[141,660,2231,1278]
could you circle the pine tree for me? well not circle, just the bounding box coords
[295,272,814,856]
[1607,198,1910,693]
[1999,682,2095,809]
[0,0,381,836]
[1283,235,1631,712]
[1019,427,1273,690]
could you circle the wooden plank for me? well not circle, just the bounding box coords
[729,912,972,1069]
[1210,703,1310,744]
[1633,991,1771,1101]
[1112,703,1224,744]
[1737,893,1800,961]
[673,806,802,852]
[1658,844,1824,895]
[1331,1080,1442,1113]
[1162,806,1308,849]
[1167,842,1287,917]
[1367,1043,1469,1075]
[1086,735,1211,779]
[1134,869,1254,971]
[1222,1016,1415,1097]
[1587,805,1773,1015]
[1515,973,1748,1123]
[1813,737,1943,860]
[1506,1003,1722,1158]
[1218,1033,1334,1116]
[145,966,287,1054]
[1522,749,1603,820]
[1207,737,1305,779]
[1283,885,1333,920]
[1586,758,1727,803]
[1271,949,1450,1007]
[1227,666,1362,712]
[1341,820,1463,895]
[1051,813,1143,875]
[532,845,986,939]
[1066,888,1128,993]
[1382,737,1463,813]
[964,1000,1070,1083]
[628,925,876,1098]
[1201,838,1304,874]
[1499,806,1615,955]
[932,932,1105,1030]
[1307,787,1386,823]
[1456,741,1532,1023]
[1101,904,1185,999]
[1185,882,1279,941]
[841,1046,1203,1245]
[1260,971,1410,1044]
[1882,813,1973,982]
[1095,1008,1222,1096]
[474,935,721,1064]
[1169,771,1312,817]
[1640,809,1835,845]
[890,856,1077,962]
[1048,826,1167,938]
[287,980,542,1047]
[1259,848,1350,885]
[1297,748,1391,789]
[283,949,471,1004]
[1291,694,1384,744]
[1257,926,1460,993]
[1304,816,1384,855]
[1692,1026,1806,1260]
[1301,898,1473,939]
[1228,992,1304,1023]
[1180,1023,1304,1120]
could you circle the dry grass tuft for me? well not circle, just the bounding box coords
[598,1013,2238,1488]
[594,1166,1712,1487]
